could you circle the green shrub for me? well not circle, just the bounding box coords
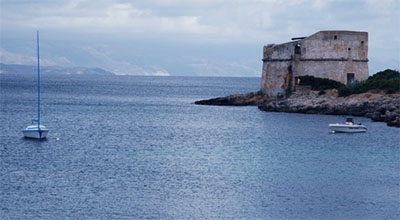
[339,69,400,96]
[366,69,399,93]
[298,70,399,97]
[338,85,351,97]
[298,75,345,90]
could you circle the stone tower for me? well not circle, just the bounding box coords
[260,30,369,97]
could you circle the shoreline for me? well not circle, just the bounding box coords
[195,88,400,128]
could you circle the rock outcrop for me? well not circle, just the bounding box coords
[195,88,400,127]
[259,89,400,127]
[194,92,264,106]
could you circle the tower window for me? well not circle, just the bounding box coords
[294,43,301,54]
[348,48,351,51]
[334,35,337,40]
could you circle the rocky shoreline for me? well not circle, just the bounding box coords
[194,92,264,106]
[195,88,400,127]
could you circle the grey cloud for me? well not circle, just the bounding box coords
[1,0,398,76]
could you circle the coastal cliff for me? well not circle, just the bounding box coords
[195,88,400,127]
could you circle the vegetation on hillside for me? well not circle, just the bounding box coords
[298,69,400,97]
[298,75,344,91]
[341,69,400,96]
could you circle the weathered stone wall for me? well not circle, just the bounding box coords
[261,30,369,97]
[261,42,296,97]
[263,42,296,60]
[296,60,369,84]
[301,31,368,61]
[260,61,292,97]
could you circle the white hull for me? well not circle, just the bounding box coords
[22,125,49,139]
[329,124,367,133]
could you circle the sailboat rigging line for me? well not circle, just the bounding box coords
[37,30,41,130]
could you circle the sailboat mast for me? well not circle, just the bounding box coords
[37,31,41,128]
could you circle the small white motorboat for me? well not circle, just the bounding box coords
[329,118,367,133]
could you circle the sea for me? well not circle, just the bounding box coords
[1,73,399,220]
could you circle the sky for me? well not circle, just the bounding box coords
[1,0,399,77]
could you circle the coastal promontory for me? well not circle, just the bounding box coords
[195,69,400,127]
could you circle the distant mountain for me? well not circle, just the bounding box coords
[0,63,115,76]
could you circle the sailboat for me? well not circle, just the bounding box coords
[22,31,49,139]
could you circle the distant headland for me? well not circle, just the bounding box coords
[0,63,115,76]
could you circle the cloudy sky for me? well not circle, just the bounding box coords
[1,0,399,76]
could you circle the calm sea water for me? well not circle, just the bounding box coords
[1,74,399,219]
